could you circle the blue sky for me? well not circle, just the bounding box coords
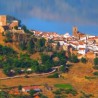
[0,0,98,35]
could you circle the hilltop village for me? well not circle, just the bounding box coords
[0,15,98,60]
[0,15,98,98]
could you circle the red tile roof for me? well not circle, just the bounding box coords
[23,86,39,90]
[34,95,40,98]
[79,48,85,50]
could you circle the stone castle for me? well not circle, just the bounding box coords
[0,15,7,26]
[0,15,19,33]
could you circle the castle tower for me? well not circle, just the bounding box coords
[0,15,7,26]
[72,26,78,37]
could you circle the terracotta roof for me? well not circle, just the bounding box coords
[79,48,85,50]
[79,41,85,45]
[34,95,40,98]
[23,86,40,90]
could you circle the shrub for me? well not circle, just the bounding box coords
[65,89,78,96]
[93,71,98,76]
[85,76,97,79]
[80,91,94,98]
[81,57,87,63]
[94,57,98,66]
[47,73,59,78]
[2,32,5,36]
[53,89,62,95]
[69,54,79,63]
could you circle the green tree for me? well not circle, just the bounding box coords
[39,93,48,98]
[14,26,18,30]
[37,38,46,51]
[41,54,51,63]
[5,31,13,42]
[0,91,9,98]
[60,65,68,73]
[94,57,98,69]
[27,39,35,53]
[19,41,26,50]
[54,51,67,65]
[81,57,87,63]
[18,85,22,93]
[22,25,27,32]
[3,64,13,76]
[94,57,98,65]
[47,73,59,78]
[69,54,79,63]
[56,42,60,50]
[22,25,32,34]
[29,90,36,97]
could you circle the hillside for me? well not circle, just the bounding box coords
[0,31,98,98]
[0,33,22,53]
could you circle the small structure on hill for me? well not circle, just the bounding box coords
[73,26,86,39]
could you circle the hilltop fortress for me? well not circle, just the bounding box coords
[0,15,98,60]
[0,15,7,26]
[0,15,19,33]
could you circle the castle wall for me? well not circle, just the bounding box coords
[0,15,7,26]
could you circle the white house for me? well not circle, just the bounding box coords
[78,48,86,55]
[59,41,65,46]
[63,33,70,38]
[70,42,78,49]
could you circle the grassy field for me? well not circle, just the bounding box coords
[54,84,73,89]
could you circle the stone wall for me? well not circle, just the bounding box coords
[0,15,7,26]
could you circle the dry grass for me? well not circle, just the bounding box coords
[0,34,5,45]
[0,62,98,97]
[62,62,98,97]
[0,69,7,78]
[30,52,41,60]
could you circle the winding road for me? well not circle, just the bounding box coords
[0,68,56,80]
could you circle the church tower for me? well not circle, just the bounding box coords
[72,26,78,37]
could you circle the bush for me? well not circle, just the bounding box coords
[94,57,98,66]
[93,65,98,70]
[94,58,98,70]
[5,31,13,42]
[69,54,79,63]
[80,91,94,98]
[93,71,98,76]
[81,57,87,63]
[85,76,97,79]
[53,89,62,95]
[65,89,78,96]
[47,73,59,78]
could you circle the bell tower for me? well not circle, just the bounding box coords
[73,26,78,37]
